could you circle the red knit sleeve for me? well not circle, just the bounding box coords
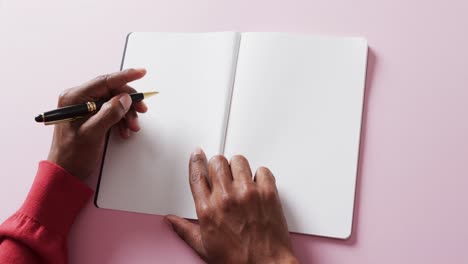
[0,161,93,264]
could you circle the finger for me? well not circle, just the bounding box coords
[85,68,146,95]
[134,101,148,113]
[230,155,253,183]
[208,155,233,193]
[189,148,211,208]
[106,68,146,88]
[111,83,137,94]
[254,166,279,197]
[81,94,132,137]
[117,119,130,139]
[111,84,147,114]
[165,215,207,259]
[59,69,146,107]
[124,108,140,132]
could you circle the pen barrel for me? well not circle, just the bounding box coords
[37,92,148,124]
[43,104,91,122]
[95,99,106,111]
[130,93,144,102]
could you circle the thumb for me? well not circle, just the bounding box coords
[82,94,132,136]
[166,215,207,259]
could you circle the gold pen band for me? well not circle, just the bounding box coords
[86,101,97,112]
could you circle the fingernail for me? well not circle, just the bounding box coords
[191,147,204,162]
[194,147,203,154]
[119,94,132,111]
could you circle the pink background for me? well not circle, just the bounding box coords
[1,0,467,263]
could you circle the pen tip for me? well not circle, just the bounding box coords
[35,115,43,122]
[143,91,159,99]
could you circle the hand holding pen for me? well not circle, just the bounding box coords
[35,91,157,125]
[45,68,154,180]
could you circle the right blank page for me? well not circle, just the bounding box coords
[224,33,368,238]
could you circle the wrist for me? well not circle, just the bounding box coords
[47,141,97,181]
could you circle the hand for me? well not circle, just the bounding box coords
[166,149,299,264]
[47,68,148,181]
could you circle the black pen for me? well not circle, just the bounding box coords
[35,92,158,125]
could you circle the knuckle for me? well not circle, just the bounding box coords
[217,193,234,212]
[57,88,72,106]
[197,203,213,221]
[238,184,258,203]
[94,74,109,85]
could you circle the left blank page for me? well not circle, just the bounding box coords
[96,32,240,219]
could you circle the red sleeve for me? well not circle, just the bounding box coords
[0,161,93,264]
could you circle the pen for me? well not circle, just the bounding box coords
[35,92,158,125]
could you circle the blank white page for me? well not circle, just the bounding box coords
[97,32,240,218]
[224,33,368,238]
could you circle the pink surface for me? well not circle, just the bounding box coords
[0,0,467,263]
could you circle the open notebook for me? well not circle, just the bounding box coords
[95,32,368,239]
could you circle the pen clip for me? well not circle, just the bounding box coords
[44,116,83,125]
